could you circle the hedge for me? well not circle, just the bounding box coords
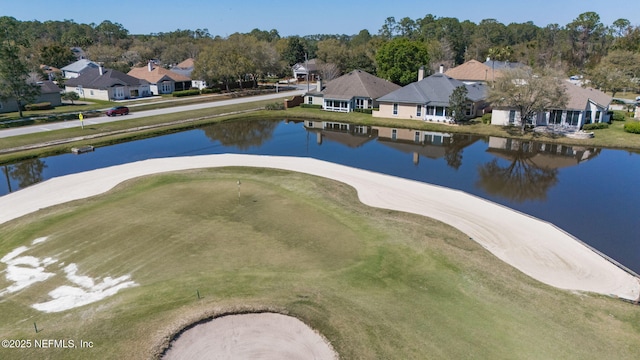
[25,102,52,111]
[265,102,285,110]
[172,89,201,97]
[582,122,609,130]
[623,120,640,134]
[300,104,322,109]
[481,113,492,124]
[611,110,627,121]
[353,108,373,114]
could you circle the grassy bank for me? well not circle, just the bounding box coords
[1,168,639,359]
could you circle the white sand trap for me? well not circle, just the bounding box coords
[162,313,337,360]
[0,154,638,301]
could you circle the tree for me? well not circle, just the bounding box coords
[375,38,429,86]
[62,91,79,104]
[447,86,469,123]
[0,44,41,118]
[281,36,306,67]
[586,50,640,97]
[487,68,568,133]
[39,43,76,68]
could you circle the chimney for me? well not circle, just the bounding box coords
[148,60,153,72]
[418,66,425,81]
[439,64,444,74]
[316,78,322,92]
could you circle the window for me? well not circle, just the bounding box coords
[426,106,435,115]
[356,98,366,109]
[393,103,398,115]
[391,128,397,140]
[308,121,313,127]
[595,111,601,122]
[585,111,592,124]
[550,110,563,124]
[567,111,580,126]
[307,96,312,104]
[416,105,422,117]
[414,131,420,143]
[435,107,444,116]
[509,110,516,124]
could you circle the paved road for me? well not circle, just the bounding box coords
[0,89,305,139]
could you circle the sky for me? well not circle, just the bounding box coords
[2,0,639,37]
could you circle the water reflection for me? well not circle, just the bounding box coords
[202,119,278,150]
[3,159,47,191]
[477,137,599,203]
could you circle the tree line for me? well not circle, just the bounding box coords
[1,11,639,99]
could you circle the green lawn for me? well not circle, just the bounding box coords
[1,168,638,359]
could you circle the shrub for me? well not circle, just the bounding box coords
[481,113,492,124]
[201,88,221,94]
[582,122,609,130]
[172,89,200,97]
[623,120,640,134]
[265,102,285,110]
[300,104,322,109]
[24,102,52,111]
[611,110,627,121]
[353,108,373,114]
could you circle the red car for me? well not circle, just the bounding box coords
[106,106,129,116]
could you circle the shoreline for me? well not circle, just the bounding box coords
[0,154,638,301]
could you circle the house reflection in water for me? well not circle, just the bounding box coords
[480,137,602,202]
[303,120,377,147]
[487,137,601,168]
[374,127,480,168]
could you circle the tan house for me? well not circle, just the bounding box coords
[304,70,400,112]
[491,81,612,129]
[373,70,488,122]
[128,61,191,95]
[64,65,151,101]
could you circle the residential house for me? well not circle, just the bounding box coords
[292,58,320,81]
[60,59,99,79]
[65,65,151,101]
[444,59,527,85]
[490,81,612,129]
[373,68,488,122]
[0,80,62,113]
[487,137,601,169]
[444,60,493,84]
[128,61,191,95]
[170,58,207,90]
[304,70,401,112]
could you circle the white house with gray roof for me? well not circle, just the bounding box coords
[373,71,488,122]
[490,81,612,129]
[60,59,100,79]
[304,70,401,112]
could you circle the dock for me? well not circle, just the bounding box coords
[71,145,95,154]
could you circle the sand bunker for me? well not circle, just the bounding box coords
[0,154,638,302]
[162,313,337,360]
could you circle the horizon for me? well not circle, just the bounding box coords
[2,0,639,38]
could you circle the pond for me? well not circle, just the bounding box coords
[2,119,639,274]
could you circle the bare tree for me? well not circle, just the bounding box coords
[488,68,568,133]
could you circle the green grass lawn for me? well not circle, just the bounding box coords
[1,168,639,359]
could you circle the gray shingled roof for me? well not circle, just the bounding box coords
[37,80,61,94]
[320,70,401,100]
[377,73,487,106]
[562,81,611,110]
[60,59,99,73]
[65,67,149,89]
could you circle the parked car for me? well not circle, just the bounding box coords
[106,106,129,116]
